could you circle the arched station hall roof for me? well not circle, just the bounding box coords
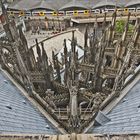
[59,0,88,11]
[8,0,140,11]
[29,0,55,11]
[125,0,140,7]
[92,0,118,9]
[8,0,69,11]
[8,0,40,11]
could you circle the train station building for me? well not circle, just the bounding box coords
[0,0,140,139]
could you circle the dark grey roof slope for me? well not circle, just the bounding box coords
[125,0,140,7]
[0,71,59,134]
[8,0,40,10]
[92,0,117,9]
[29,0,55,11]
[88,79,140,134]
[8,0,135,11]
[48,0,69,10]
[59,0,89,10]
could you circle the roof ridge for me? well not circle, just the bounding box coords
[0,68,66,134]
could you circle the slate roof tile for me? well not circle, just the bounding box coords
[0,71,59,134]
[88,80,140,134]
[8,0,139,11]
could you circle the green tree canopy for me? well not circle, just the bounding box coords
[116,20,134,33]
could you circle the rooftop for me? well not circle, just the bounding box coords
[59,0,88,11]
[8,0,140,11]
[0,70,59,134]
[126,0,140,7]
[88,71,140,134]
[92,0,117,9]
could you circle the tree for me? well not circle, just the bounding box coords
[116,20,134,33]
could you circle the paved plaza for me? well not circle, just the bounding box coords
[26,29,84,61]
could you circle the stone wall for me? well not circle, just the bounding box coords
[1,134,140,140]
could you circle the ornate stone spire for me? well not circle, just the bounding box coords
[84,25,88,62]
[35,39,41,59]
[64,39,68,85]
[56,56,61,83]
[41,42,48,71]
[69,84,79,130]
[64,39,68,65]
[107,10,117,47]
[112,12,131,69]
[71,30,76,54]
[19,26,28,52]
[52,50,56,69]
[0,0,9,24]
[102,13,107,33]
